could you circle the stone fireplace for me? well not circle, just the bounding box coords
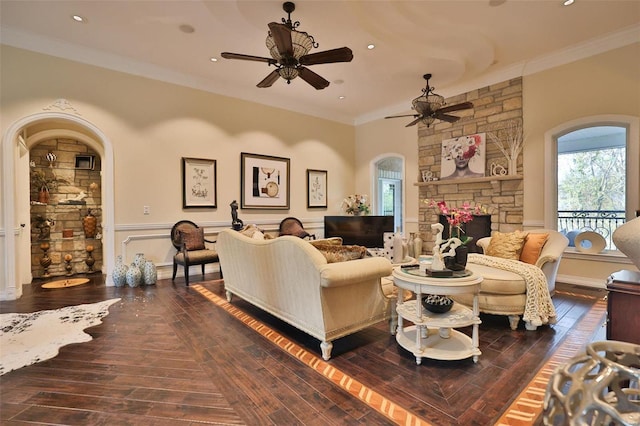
[416,77,524,254]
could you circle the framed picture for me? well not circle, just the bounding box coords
[307,169,327,208]
[240,152,290,209]
[182,157,217,208]
[440,133,486,180]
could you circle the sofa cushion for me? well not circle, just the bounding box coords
[465,263,526,294]
[180,228,205,250]
[520,233,549,265]
[312,243,367,263]
[485,230,526,260]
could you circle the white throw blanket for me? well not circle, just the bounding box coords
[468,254,557,327]
[0,298,120,375]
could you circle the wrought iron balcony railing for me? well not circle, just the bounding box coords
[557,210,625,250]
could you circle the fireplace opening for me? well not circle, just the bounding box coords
[439,214,492,253]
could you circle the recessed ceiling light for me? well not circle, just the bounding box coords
[71,14,86,23]
[563,0,574,5]
[339,96,345,100]
[179,24,195,34]
[210,57,218,62]
[367,44,375,50]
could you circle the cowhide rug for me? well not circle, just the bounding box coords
[0,298,120,375]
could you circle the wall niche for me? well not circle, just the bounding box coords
[30,138,102,279]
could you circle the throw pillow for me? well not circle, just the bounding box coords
[313,243,367,263]
[485,230,526,260]
[181,228,205,250]
[520,232,549,264]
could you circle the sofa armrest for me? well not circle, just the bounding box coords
[476,236,491,253]
[319,257,392,288]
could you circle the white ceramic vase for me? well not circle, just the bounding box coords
[612,216,640,269]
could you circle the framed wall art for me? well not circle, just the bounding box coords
[440,132,486,180]
[307,169,327,208]
[182,157,217,208]
[240,152,290,209]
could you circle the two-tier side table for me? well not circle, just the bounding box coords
[392,266,483,364]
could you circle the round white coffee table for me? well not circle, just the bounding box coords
[392,266,482,364]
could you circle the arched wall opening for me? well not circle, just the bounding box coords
[2,110,115,300]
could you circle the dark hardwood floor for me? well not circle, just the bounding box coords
[0,273,607,425]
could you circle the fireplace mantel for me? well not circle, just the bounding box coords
[415,175,522,187]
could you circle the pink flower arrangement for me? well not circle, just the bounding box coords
[424,200,486,241]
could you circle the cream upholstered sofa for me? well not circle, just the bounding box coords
[216,229,394,360]
[452,229,569,331]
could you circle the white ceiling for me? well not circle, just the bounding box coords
[1,0,639,125]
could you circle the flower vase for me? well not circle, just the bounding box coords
[112,255,128,287]
[508,156,518,175]
[125,263,142,287]
[143,261,157,285]
[38,189,49,204]
[444,238,471,271]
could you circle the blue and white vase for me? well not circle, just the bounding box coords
[143,260,157,285]
[125,262,142,287]
[112,255,128,287]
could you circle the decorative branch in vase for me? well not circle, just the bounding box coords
[488,120,526,176]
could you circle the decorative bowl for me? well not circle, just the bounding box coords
[422,294,453,313]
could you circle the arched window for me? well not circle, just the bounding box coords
[374,156,403,232]
[545,116,639,252]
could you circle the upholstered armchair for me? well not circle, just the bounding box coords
[171,220,220,286]
[452,229,569,331]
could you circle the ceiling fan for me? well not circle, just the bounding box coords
[221,2,353,90]
[385,74,474,127]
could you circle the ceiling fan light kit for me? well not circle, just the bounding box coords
[221,2,353,90]
[386,74,474,127]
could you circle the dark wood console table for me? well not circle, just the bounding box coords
[606,270,640,344]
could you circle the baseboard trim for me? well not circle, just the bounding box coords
[556,274,606,289]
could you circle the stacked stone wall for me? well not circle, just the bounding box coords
[30,139,102,278]
[416,77,524,254]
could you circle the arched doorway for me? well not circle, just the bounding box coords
[371,154,405,232]
[2,108,115,300]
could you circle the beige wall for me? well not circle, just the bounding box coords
[0,46,355,295]
[354,118,419,233]
[2,42,639,296]
[522,43,640,282]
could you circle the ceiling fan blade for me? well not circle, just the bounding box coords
[298,67,330,90]
[299,47,354,65]
[434,112,461,123]
[221,52,276,65]
[437,102,474,114]
[405,116,423,127]
[268,22,293,57]
[257,70,281,88]
[384,114,419,119]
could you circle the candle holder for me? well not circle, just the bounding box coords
[64,254,73,276]
[85,245,95,272]
[40,242,51,278]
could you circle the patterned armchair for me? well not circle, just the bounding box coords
[171,220,220,286]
